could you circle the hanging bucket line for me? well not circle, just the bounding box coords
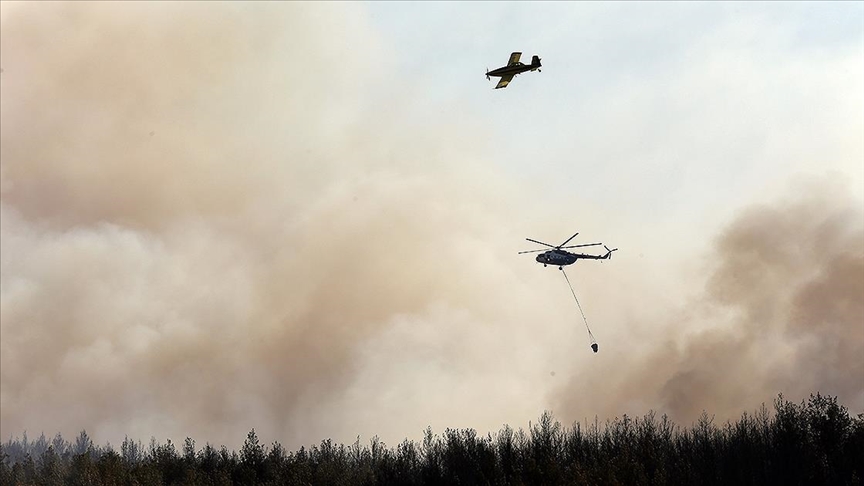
[561,268,597,346]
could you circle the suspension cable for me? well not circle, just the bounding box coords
[561,268,598,350]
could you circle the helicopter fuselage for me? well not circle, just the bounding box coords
[536,249,577,267]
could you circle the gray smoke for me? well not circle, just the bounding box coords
[0,1,558,449]
[554,180,864,425]
[1,2,861,451]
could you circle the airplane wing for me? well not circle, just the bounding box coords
[507,52,522,66]
[495,74,515,89]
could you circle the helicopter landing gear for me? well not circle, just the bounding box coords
[558,266,563,270]
[543,264,547,267]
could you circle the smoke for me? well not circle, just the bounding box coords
[1,2,861,451]
[0,2,559,449]
[554,179,864,425]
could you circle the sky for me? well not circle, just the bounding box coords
[1,1,862,450]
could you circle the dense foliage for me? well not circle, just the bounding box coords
[1,393,861,485]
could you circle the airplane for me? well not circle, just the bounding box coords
[518,233,617,270]
[486,52,541,89]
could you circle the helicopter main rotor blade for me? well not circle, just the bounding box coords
[525,238,556,248]
[558,232,580,248]
[518,248,550,254]
[560,242,602,249]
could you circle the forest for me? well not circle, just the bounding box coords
[1,393,861,486]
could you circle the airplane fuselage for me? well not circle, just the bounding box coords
[487,63,538,79]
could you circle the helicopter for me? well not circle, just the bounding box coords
[519,232,617,270]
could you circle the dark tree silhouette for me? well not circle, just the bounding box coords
[1,393,861,486]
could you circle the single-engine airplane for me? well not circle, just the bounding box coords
[519,233,617,269]
[486,52,541,89]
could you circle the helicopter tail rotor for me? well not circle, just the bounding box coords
[603,245,618,259]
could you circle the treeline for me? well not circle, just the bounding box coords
[1,393,862,485]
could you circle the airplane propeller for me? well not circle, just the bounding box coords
[486,68,490,81]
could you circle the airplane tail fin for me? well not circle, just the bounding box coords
[531,55,542,69]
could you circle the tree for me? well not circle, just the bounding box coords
[0,445,10,486]
[68,449,97,486]
[804,393,858,484]
[72,430,93,457]
[96,448,125,486]
[237,429,265,485]
[38,446,64,486]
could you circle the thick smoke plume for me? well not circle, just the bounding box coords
[1,2,862,451]
[0,2,557,449]
[555,181,864,425]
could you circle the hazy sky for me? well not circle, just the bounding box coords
[1,1,862,450]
